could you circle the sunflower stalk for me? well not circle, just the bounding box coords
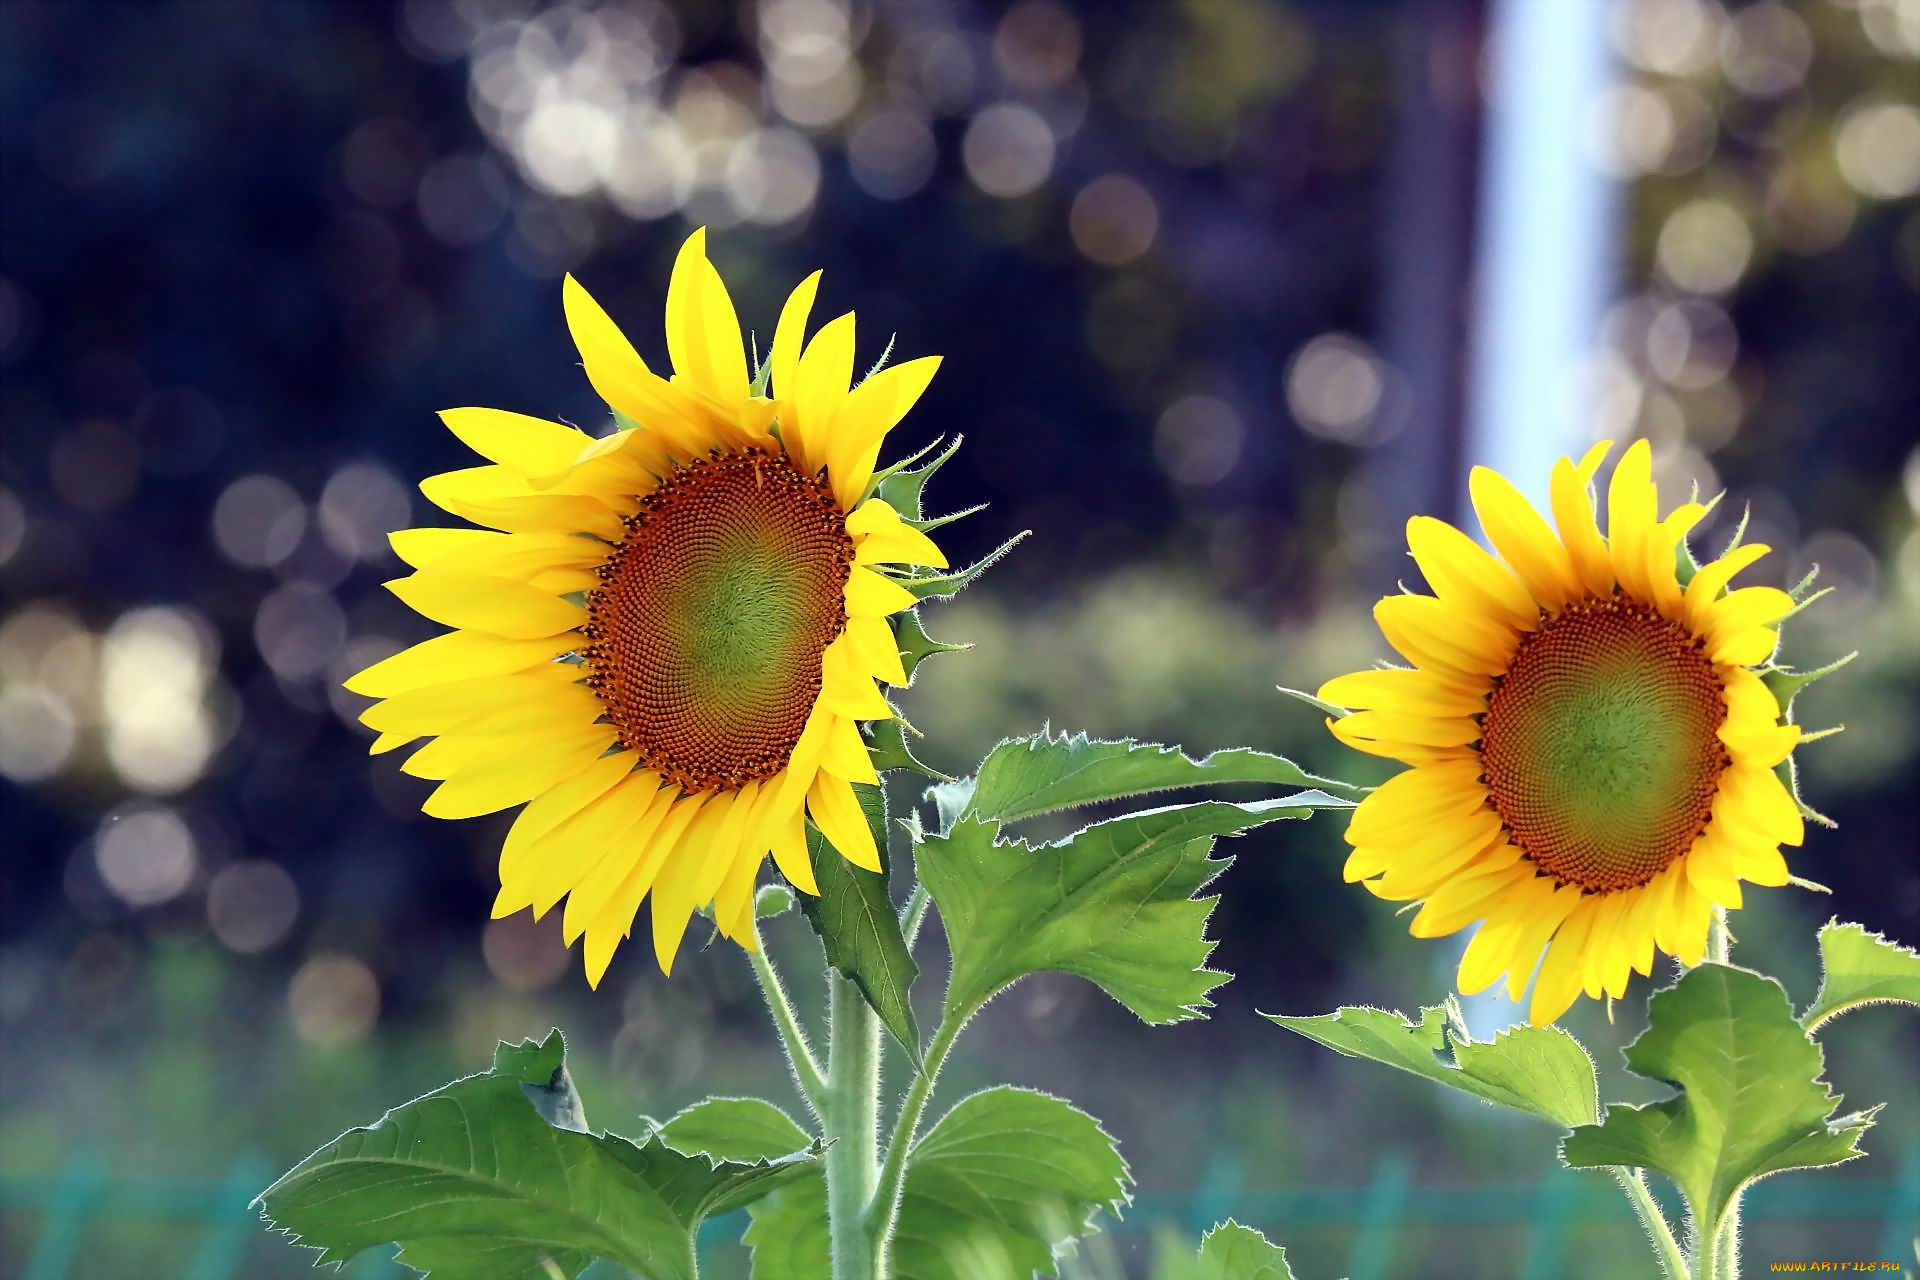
[825,970,883,1280]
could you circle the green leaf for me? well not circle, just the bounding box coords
[741,1172,830,1280]
[1803,920,1920,1030]
[256,1031,819,1280]
[755,883,796,919]
[1562,964,1875,1239]
[919,796,1324,1025]
[1265,1000,1599,1129]
[743,1089,1127,1280]
[655,1098,812,1163]
[797,783,921,1061]
[1155,1221,1297,1280]
[891,1087,1129,1280]
[961,728,1355,826]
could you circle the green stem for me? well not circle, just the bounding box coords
[1703,908,1741,1279]
[747,918,827,1122]
[1611,1168,1689,1280]
[900,883,930,949]
[825,972,881,1280]
[866,1009,967,1273]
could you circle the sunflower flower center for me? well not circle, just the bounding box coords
[1479,596,1728,893]
[583,447,852,794]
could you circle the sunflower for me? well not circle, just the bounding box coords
[345,229,948,986]
[1319,440,1811,1024]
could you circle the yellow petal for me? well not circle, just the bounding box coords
[1703,586,1795,651]
[818,637,895,719]
[419,531,610,584]
[666,228,750,407]
[650,793,724,974]
[1720,764,1804,847]
[844,566,918,617]
[1684,542,1770,630]
[499,752,637,883]
[345,630,573,698]
[1469,466,1580,610]
[818,715,880,783]
[389,527,502,569]
[1405,515,1539,631]
[561,273,703,454]
[360,669,586,738]
[828,357,942,510]
[1606,439,1658,603]
[808,771,880,872]
[1331,709,1483,750]
[439,408,592,476]
[1549,451,1615,596]
[1318,668,1488,718]
[1502,880,1584,1002]
[849,497,948,568]
[1373,595,1517,678]
[495,772,662,920]
[384,572,586,638]
[1648,501,1708,619]
[844,615,906,686]
[792,312,857,475]
[421,466,628,539]
[562,783,680,945]
[768,803,817,895]
[423,727,617,819]
[1529,897,1599,1024]
[771,270,822,404]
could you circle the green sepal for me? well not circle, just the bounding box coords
[796,785,921,1062]
[860,333,896,385]
[1562,964,1876,1243]
[896,607,970,686]
[900,530,1030,602]
[1803,920,1920,1030]
[864,716,953,782]
[612,409,642,433]
[1266,998,1600,1129]
[872,434,962,523]
[1775,754,1838,828]
[1278,685,1351,719]
[1760,651,1856,719]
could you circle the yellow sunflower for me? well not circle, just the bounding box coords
[345,228,948,986]
[1320,439,1810,1024]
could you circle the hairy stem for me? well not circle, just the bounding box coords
[1611,1168,1690,1280]
[825,972,881,1280]
[900,883,930,950]
[1704,907,1740,1279]
[747,918,827,1122]
[866,1010,965,1274]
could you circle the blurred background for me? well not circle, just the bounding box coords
[2,0,1917,1276]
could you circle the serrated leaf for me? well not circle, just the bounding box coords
[892,1087,1130,1280]
[1562,964,1874,1240]
[491,1028,590,1132]
[1265,1004,1599,1128]
[798,783,921,1060]
[743,1088,1127,1280]
[961,729,1354,826]
[655,1097,812,1163]
[1154,1221,1296,1280]
[900,531,1029,602]
[1803,920,1920,1030]
[257,1031,819,1280]
[918,797,1323,1025]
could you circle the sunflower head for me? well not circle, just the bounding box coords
[346,229,981,988]
[1319,440,1828,1024]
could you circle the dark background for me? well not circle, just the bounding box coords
[3,1,1917,1276]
